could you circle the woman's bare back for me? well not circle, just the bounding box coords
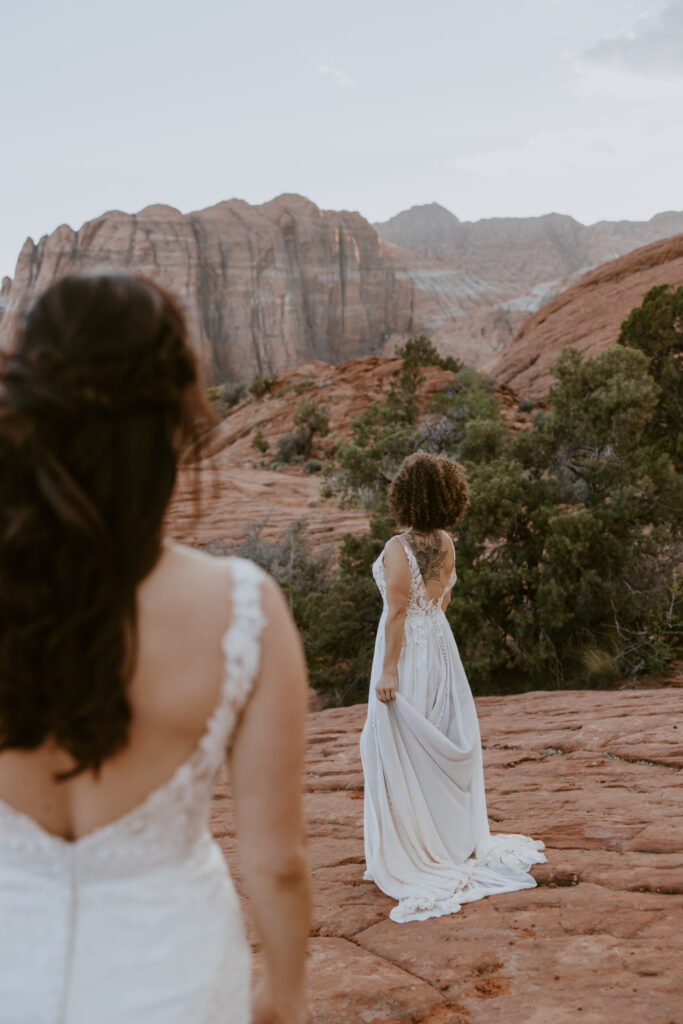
[401,529,456,604]
[0,542,237,841]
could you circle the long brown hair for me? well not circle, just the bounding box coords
[0,271,208,776]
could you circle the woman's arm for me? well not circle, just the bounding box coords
[229,576,311,1024]
[376,539,411,704]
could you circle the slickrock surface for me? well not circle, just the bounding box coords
[211,688,682,1024]
[201,356,527,465]
[167,463,370,552]
[486,234,683,399]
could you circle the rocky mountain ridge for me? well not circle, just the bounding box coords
[0,195,513,381]
[376,202,683,288]
[3,195,682,384]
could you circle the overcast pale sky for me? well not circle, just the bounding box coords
[1,0,682,279]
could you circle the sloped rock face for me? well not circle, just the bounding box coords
[486,234,683,398]
[166,355,529,554]
[0,196,410,383]
[165,355,418,553]
[7,196,683,383]
[211,684,682,1024]
[1,195,516,378]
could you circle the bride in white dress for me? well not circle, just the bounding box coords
[0,273,310,1023]
[361,452,545,923]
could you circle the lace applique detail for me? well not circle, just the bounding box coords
[0,557,267,881]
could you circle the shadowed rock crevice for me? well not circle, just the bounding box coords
[605,751,682,770]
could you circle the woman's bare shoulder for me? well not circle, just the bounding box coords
[163,540,231,571]
[383,535,411,574]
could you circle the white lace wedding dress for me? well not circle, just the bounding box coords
[0,558,265,1024]
[360,536,545,923]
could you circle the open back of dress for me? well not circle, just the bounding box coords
[0,557,265,1023]
[400,530,455,604]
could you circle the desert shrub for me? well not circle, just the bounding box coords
[518,396,538,413]
[252,429,269,454]
[275,428,309,463]
[248,372,278,398]
[285,375,315,395]
[228,520,362,700]
[293,398,330,438]
[305,512,394,703]
[383,336,462,426]
[231,519,331,590]
[276,400,330,464]
[230,519,333,628]
[429,366,499,420]
[304,459,323,474]
[336,355,499,510]
[336,402,416,508]
[396,335,461,373]
[206,381,246,417]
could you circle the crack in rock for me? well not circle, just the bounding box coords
[606,752,681,770]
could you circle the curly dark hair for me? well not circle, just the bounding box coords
[388,452,469,531]
[0,271,211,777]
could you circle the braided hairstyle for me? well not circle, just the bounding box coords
[0,271,208,776]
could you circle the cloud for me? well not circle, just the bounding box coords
[451,122,681,177]
[583,2,683,77]
[574,1,683,99]
[316,64,359,90]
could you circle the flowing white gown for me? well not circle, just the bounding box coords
[0,558,265,1024]
[360,536,545,923]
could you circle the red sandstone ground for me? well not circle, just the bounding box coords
[210,684,682,1024]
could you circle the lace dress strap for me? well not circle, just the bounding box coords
[188,555,268,772]
[393,535,423,589]
[445,533,457,589]
[212,557,268,755]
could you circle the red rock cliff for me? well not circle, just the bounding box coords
[0,195,511,381]
[485,233,683,398]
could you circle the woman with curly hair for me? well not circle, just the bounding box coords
[0,273,310,1023]
[360,451,544,923]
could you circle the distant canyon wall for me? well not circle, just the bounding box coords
[375,203,683,292]
[0,195,508,383]
[3,195,683,385]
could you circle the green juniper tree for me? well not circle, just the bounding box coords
[618,283,683,468]
[235,311,681,704]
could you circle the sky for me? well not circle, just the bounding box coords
[1,0,682,280]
